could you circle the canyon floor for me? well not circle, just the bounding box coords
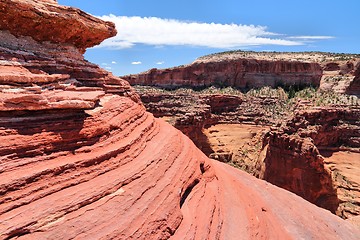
[203,123,267,173]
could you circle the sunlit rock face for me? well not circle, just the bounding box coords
[260,107,360,219]
[347,63,360,95]
[124,51,360,95]
[123,59,323,90]
[0,0,360,239]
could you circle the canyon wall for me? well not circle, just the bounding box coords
[260,107,360,218]
[134,87,360,219]
[124,51,360,96]
[138,89,279,155]
[1,0,360,239]
[127,50,360,219]
[346,63,360,95]
[124,59,323,89]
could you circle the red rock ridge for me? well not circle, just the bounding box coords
[0,0,360,239]
[124,59,323,89]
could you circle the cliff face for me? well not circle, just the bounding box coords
[260,107,360,218]
[137,85,360,219]
[124,59,323,89]
[1,0,360,239]
[124,51,360,95]
[346,63,360,95]
[137,88,281,156]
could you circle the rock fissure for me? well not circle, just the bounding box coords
[180,178,200,208]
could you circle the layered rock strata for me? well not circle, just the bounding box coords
[1,0,360,239]
[124,59,323,90]
[137,87,287,156]
[124,51,360,95]
[346,63,360,95]
[130,56,360,219]
[0,0,116,52]
[259,107,360,218]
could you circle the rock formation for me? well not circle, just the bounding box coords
[1,0,360,239]
[346,63,360,95]
[259,106,360,219]
[124,59,323,90]
[123,51,360,95]
[136,86,288,156]
[135,84,360,219]
[126,49,360,220]
[0,0,116,53]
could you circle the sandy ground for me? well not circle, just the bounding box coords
[203,124,268,172]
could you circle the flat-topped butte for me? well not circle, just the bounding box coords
[195,50,360,64]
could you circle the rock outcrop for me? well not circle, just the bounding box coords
[124,59,323,90]
[132,85,360,220]
[259,107,360,218]
[0,0,116,53]
[1,0,360,239]
[123,51,360,95]
[346,63,360,95]
[137,87,287,156]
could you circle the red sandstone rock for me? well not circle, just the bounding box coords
[259,107,360,218]
[347,63,360,95]
[0,90,105,111]
[202,94,243,113]
[1,109,359,239]
[124,52,360,95]
[0,0,359,239]
[124,59,323,89]
[0,66,69,84]
[0,0,116,52]
[0,13,138,103]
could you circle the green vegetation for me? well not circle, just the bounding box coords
[246,86,288,100]
[134,84,360,107]
[294,88,360,106]
[200,86,243,95]
[196,50,360,63]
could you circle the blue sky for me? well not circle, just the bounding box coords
[59,0,359,76]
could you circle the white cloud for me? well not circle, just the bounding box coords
[288,36,334,40]
[97,15,306,49]
[98,40,134,49]
[105,66,112,70]
[156,61,165,65]
[111,61,117,64]
[131,61,142,65]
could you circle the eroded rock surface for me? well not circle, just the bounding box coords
[259,107,360,218]
[124,59,323,90]
[136,86,291,154]
[346,63,360,95]
[203,124,268,172]
[0,0,116,52]
[1,0,360,239]
[124,51,360,95]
